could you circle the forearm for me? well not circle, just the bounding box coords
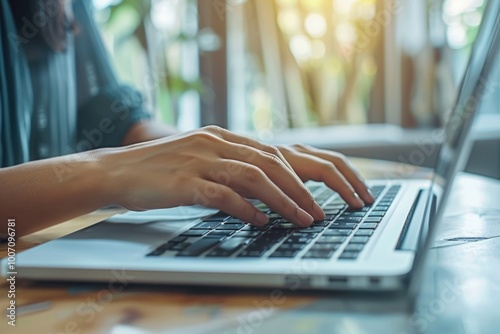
[122,121,179,146]
[0,151,111,237]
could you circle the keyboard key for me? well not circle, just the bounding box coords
[323,204,346,210]
[336,216,363,223]
[296,226,324,233]
[344,243,364,251]
[316,189,335,200]
[239,236,287,257]
[269,250,300,258]
[273,222,297,229]
[374,206,389,211]
[216,223,246,230]
[316,236,347,244]
[225,218,245,224]
[323,229,352,236]
[341,212,366,217]
[191,221,220,230]
[240,239,276,255]
[349,236,370,244]
[365,217,382,223]
[255,204,269,211]
[207,237,251,257]
[234,231,261,238]
[284,236,316,245]
[303,250,335,259]
[329,222,357,229]
[240,224,269,231]
[268,218,283,226]
[180,230,209,237]
[369,212,386,217]
[177,238,220,257]
[278,243,306,250]
[324,214,338,221]
[261,230,291,242]
[355,230,374,236]
[338,251,359,260]
[303,245,337,259]
[322,209,340,215]
[206,230,235,237]
[310,243,339,250]
[306,184,322,192]
[146,248,166,256]
[330,198,346,205]
[312,220,331,227]
[288,231,317,238]
[238,246,271,257]
[359,223,378,229]
[348,207,370,212]
[219,237,251,250]
[238,251,264,257]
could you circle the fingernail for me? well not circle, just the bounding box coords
[312,201,325,220]
[255,211,269,226]
[354,193,364,207]
[296,207,314,226]
[367,188,376,202]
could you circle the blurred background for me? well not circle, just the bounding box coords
[92,0,500,177]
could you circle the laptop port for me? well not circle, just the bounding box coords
[328,277,348,284]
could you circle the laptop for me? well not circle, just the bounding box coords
[3,0,499,292]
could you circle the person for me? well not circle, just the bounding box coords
[0,0,374,238]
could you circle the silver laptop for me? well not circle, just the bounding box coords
[3,0,499,291]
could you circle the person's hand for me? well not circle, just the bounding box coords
[98,126,325,227]
[276,144,375,208]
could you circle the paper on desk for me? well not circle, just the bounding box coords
[107,206,218,223]
[433,209,500,248]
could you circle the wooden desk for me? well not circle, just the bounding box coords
[1,159,499,334]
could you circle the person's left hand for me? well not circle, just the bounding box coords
[276,144,375,209]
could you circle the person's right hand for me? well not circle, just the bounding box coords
[97,126,326,227]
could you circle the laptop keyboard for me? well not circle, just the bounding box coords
[147,184,401,261]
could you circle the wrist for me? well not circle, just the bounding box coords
[79,149,118,209]
[90,146,133,208]
[122,121,180,145]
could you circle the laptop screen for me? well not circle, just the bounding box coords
[434,0,500,190]
[412,0,500,283]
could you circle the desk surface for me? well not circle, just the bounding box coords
[1,158,499,334]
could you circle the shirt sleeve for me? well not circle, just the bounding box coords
[73,0,151,150]
[0,1,33,167]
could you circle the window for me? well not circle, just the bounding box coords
[93,0,202,131]
[93,0,497,135]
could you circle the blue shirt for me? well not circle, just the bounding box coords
[0,0,151,167]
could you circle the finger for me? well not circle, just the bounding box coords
[206,160,315,227]
[300,148,374,204]
[203,125,294,171]
[288,152,366,209]
[217,144,324,221]
[328,157,375,204]
[190,179,269,226]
